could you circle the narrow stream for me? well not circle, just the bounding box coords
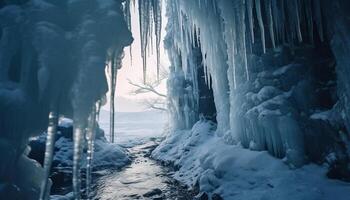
[93,141,194,200]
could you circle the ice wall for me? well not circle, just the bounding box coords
[0,0,132,199]
[165,0,350,170]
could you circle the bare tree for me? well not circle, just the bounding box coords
[128,67,168,111]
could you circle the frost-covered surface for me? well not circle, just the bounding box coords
[153,121,350,200]
[0,0,132,199]
[165,0,350,169]
[29,119,130,170]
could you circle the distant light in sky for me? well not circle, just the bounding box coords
[103,1,169,112]
[117,1,169,99]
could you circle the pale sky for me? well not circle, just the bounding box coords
[117,2,169,99]
[103,1,169,112]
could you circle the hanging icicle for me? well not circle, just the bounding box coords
[138,0,163,82]
[124,0,133,67]
[138,0,150,83]
[152,0,162,80]
[313,0,324,42]
[72,124,84,200]
[109,50,118,143]
[39,111,58,200]
[246,0,254,44]
[265,0,276,48]
[85,105,97,199]
[255,0,266,53]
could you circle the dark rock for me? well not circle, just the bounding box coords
[0,183,21,200]
[28,139,45,166]
[95,128,105,140]
[327,159,350,182]
[143,188,162,197]
[212,193,223,200]
[194,192,208,200]
[57,126,73,139]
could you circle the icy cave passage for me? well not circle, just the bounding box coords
[1,0,350,200]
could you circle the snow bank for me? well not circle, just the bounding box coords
[29,119,130,170]
[153,121,350,200]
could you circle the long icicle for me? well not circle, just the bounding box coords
[255,0,266,53]
[152,0,162,80]
[39,111,58,200]
[139,0,150,83]
[265,0,276,48]
[247,0,254,43]
[85,105,97,199]
[73,124,84,200]
[109,50,117,143]
[241,0,249,81]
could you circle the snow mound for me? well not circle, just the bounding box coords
[29,120,131,170]
[152,121,350,200]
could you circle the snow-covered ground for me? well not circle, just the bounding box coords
[98,110,168,147]
[153,120,350,200]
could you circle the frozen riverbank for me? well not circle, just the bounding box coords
[153,120,350,200]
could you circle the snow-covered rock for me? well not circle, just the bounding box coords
[153,121,350,200]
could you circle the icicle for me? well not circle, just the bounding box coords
[305,0,314,43]
[231,40,237,89]
[271,0,280,42]
[152,0,162,80]
[125,0,133,66]
[109,52,118,143]
[280,0,286,44]
[129,45,133,67]
[293,0,303,42]
[109,52,115,143]
[73,125,84,200]
[138,0,150,82]
[255,0,266,53]
[241,0,249,81]
[39,111,58,200]
[85,105,97,200]
[246,0,254,43]
[265,0,276,48]
[313,0,324,42]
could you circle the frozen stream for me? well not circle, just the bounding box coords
[93,141,193,200]
[91,110,193,199]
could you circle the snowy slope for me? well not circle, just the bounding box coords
[153,121,350,200]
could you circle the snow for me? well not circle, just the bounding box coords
[98,110,168,147]
[153,121,350,200]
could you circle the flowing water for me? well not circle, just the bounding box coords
[93,141,194,200]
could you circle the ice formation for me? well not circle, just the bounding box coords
[1,0,350,199]
[164,0,350,169]
[0,0,132,199]
[138,0,162,81]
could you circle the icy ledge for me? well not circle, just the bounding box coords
[152,121,350,200]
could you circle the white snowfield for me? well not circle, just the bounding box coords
[153,121,350,200]
[98,110,168,147]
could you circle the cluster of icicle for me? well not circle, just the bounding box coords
[166,0,325,134]
[172,0,324,90]
[39,103,101,200]
[138,0,163,81]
